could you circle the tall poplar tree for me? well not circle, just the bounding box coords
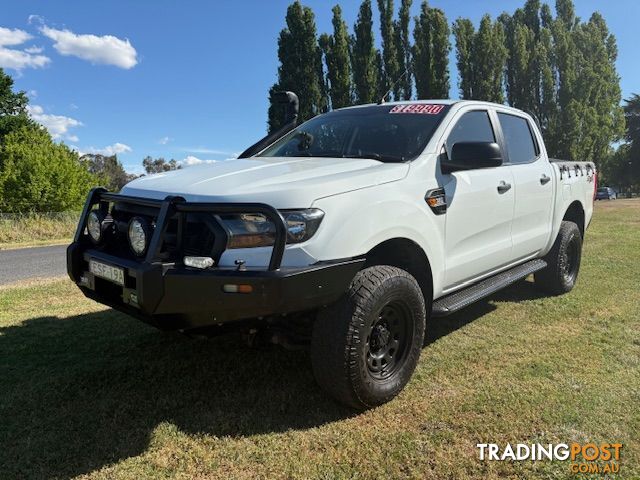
[472,15,507,103]
[319,5,352,109]
[561,12,624,161]
[413,3,450,99]
[452,18,475,99]
[429,8,451,98]
[394,0,413,100]
[268,1,322,132]
[623,94,640,184]
[351,0,379,104]
[377,0,400,99]
[547,0,624,161]
[500,1,555,137]
[413,2,432,99]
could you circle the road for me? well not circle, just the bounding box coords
[0,245,68,286]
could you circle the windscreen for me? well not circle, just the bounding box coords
[258,103,451,162]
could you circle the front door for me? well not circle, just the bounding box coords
[441,110,515,288]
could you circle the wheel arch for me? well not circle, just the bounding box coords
[562,200,585,237]
[364,237,433,307]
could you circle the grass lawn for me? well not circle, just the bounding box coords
[0,200,638,479]
[0,213,77,250]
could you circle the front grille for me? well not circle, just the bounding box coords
[95,202,227,264]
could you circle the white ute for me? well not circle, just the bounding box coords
[68,97,597,409]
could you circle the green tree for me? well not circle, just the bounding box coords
[0,68,32,140]
[623,94,640,184]
[377,0,400,99]
[351,0,379,104]
[375,50,387,101]
[429,8,451,98]
[454,15,506,102]
[142,156,180,174]
[394,0,413,100]
[413,2,433,99]
[82,153,133,191]
[268,1,322,132]
[414,3,451,99]
[500,2,556,141]
[550,8,624,162]
[0,125,95,212]
[319,5,352,109]
[500,11,534,110]
[471,15,507,103]
[599,144,631,189]
[452,18,475,99]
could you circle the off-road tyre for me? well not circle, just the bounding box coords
[311,265,426,410]
[534,221,582,295]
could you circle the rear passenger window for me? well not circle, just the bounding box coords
[498,113,538,164]
[445,111,495,159]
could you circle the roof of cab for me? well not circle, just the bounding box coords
[335,99,528,116]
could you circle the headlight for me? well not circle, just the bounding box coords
[87,210,104,244]
[218,209,324,249]
[283,209,324,243]
[128,216,151,256]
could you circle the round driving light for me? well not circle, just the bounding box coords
[128,217,149,256]
[87,210,103,243]
[285,213,307,242]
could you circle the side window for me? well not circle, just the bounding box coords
[498,113,538,164]
[445,110,495,159]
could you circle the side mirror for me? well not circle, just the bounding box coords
[442,142,502,172]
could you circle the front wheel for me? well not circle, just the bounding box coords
[311,265,426,410]
[534,221,582,295]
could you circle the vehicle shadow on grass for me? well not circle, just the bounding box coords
[425,279,547,345]
[0,280,546,479]
[0,309,355,479]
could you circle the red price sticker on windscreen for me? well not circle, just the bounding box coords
[389,104,444,114]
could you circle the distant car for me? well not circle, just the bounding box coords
[596,187,617,200]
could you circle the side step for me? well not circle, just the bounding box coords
[432,259,547,317]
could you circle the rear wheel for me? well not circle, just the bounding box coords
[534,221,582,295]
[311,265,426,410]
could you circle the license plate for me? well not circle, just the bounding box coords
[89,260,125,286]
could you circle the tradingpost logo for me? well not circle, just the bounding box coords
[477,442,623,475]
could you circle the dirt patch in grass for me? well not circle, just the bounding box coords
[0,202,638,479]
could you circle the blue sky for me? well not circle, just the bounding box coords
[2,0,638,174]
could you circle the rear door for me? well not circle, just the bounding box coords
[496,112,553,260]
[441,109,516,288]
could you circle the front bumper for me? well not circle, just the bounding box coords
[67,189,364,330]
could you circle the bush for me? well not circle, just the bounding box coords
[0,125,96,213]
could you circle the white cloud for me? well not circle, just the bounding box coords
[24,45,43,54]
[158,136,171,145]
[28,89,37,98]
[179,155,218,167]
[27,104,82,141]
[0,48,50,70]
[0,27,50,71]
[0,27,31,46]
[80,143,132,156]
[40,26,137,69]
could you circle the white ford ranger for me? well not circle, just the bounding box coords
[68,96,597,409]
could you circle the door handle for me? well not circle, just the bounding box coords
[497,181,512,194]
[540,174,551,185]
